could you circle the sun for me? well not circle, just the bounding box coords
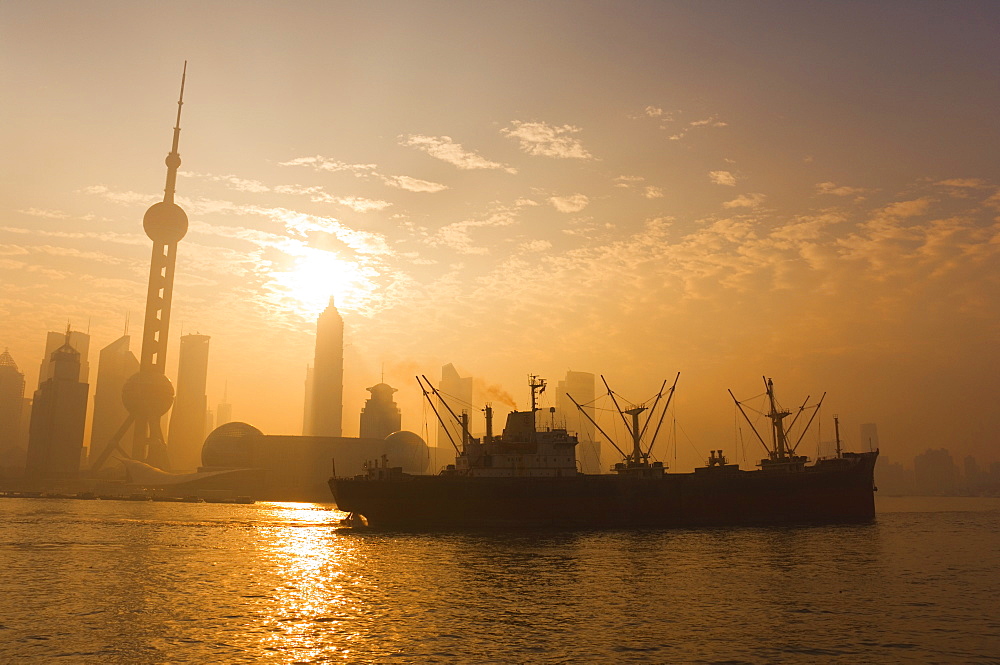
[267,247,375,320]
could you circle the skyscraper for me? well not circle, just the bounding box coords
[167,333,210,471]
[437,363,473,449]
[359,382,402,440]
[556,371,601,474]
[26,329,89,477]
[216,382,233,428]
[37,329,90,387]
[89,335,139,469]
[0,349,27,472]
[308,298,344,437]
[302,365,314,435]
[859,423,880,451]
[91,63,190,472]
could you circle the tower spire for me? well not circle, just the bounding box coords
[163,60,186,205]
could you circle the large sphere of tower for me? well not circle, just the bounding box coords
[122,370,175,419]
[143,201,188,243]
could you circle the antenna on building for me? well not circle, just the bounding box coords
[124,311,130,337]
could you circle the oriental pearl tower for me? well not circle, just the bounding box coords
[91,63,189,472]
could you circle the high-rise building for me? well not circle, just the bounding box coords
[555,370,601,473]
[26,329,89,477]
[89,335,139,469]
[216,382,233,427]
[90,64,190,473]
[308,298,344,437]
[302,365,313,435]
[0,349,28,472]
[168,334,210,471]
[438,363,473,449]
[37,330,90,387]
[359,382,402,440]
[859,423,879,451]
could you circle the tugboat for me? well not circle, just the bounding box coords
[329,375,878,529]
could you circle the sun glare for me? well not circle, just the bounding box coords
[267,248,376,320]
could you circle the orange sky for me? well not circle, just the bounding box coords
[1,1,998,470]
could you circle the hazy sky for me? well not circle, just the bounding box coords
[2,1,998,469]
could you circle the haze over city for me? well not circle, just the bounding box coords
[2,1,998,470]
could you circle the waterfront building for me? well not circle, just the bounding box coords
[37,329,90,387]
[89,335,138,469]
[437,363,473,449]
[555,370,601,474]
[359,382,402,440]
[25,329,89,477]
[167,333,210,471]
[308,298,344,437]
[0,350,28,472]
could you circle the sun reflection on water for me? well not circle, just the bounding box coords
[252,502,367,661]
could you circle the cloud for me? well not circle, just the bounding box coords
[501,121,593,159]
[181,172,270,193]
[816,181,871,198]
[722,193,766,209]
[79,185,159,207]
[401,135,516,173]
[644,186,664,199]
[520,239,552,252]
[667,115,728,141]
[615,175,645,188]
[382,175,449,193]
[18,208,69,219]
[549,194,590,213]
[278,156,378,175]
[935,178,987,189]
[709,171,737,187]
[279,155,448,194]
[427,207,520,255]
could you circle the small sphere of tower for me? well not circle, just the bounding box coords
[143,201,188,243]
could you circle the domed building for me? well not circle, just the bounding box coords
[382,430,430,474]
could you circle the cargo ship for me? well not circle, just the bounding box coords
[329,375,878,529]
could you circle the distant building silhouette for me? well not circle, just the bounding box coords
[914,448,958,495]
[859,423,879,451]
[89,335,139,469]
[308,298,344,437]
[37,329,90,388]
[26,329,89,477]
[438,363,473,449]
[216,383,233,428]
[555,371,601,473]
[359,382,402,440]
[0,349,28,472]
[168,334,210,471]
[302,365,313,435]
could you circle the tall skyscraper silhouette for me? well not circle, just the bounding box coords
[37,329,90,388]
[0,349,28,472]
[91,63,190,472]
[359,382,401,440]
[89,334,138,470]
[302,365,314,435]
[308,298,344,437]
[168,333,210,470]
[216,382,233,428]
[556,370,600,473]
[437,363,473,448]
[26,328,89,477]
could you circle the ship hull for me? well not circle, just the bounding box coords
[329,451,878,529]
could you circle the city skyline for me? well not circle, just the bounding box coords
[1,2,998,470]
